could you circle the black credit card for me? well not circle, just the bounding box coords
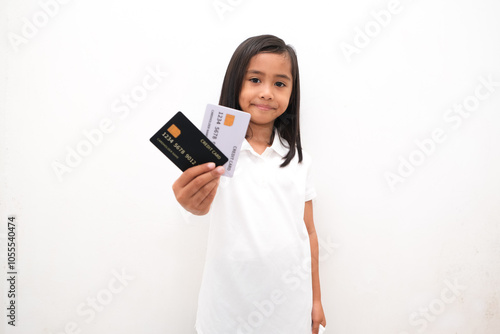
[150,111,228,171]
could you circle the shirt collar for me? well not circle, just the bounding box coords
[269,133,289,157]
[241,130,290,158]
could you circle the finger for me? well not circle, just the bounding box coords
[195,177,221,210]
[181,165,224,198]
[189,167,224,203]
[311,322,319,334]
[174,162,216,189]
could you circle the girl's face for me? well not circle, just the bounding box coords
[238,52,293,129]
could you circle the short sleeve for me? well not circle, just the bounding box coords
[303,151,317,201]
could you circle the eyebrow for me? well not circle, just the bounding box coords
[247,70,292,82]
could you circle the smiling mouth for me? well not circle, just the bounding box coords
[253,104,275,111]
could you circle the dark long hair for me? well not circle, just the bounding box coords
[218,34,302,167]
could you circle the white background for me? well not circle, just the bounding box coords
[1,0,500,333]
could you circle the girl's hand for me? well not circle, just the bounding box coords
[311,300,326,334]
[172,162,225,216]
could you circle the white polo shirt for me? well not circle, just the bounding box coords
[195,135,317,334]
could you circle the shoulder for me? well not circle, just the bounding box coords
[297,147,314,170]
[300,148,312,163]
[274,134,313,166]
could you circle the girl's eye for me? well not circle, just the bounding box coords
[275,82,286,88]
[250,78,260,83]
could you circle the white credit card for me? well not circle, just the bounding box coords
[318,324,326,334]
[200,104,250,177]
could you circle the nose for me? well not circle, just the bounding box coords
[260,84,274,100]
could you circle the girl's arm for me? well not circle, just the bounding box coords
[304,200,326,333]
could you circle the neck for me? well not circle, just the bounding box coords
[246,123,274,154]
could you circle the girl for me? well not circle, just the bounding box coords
[173,35,326,334]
